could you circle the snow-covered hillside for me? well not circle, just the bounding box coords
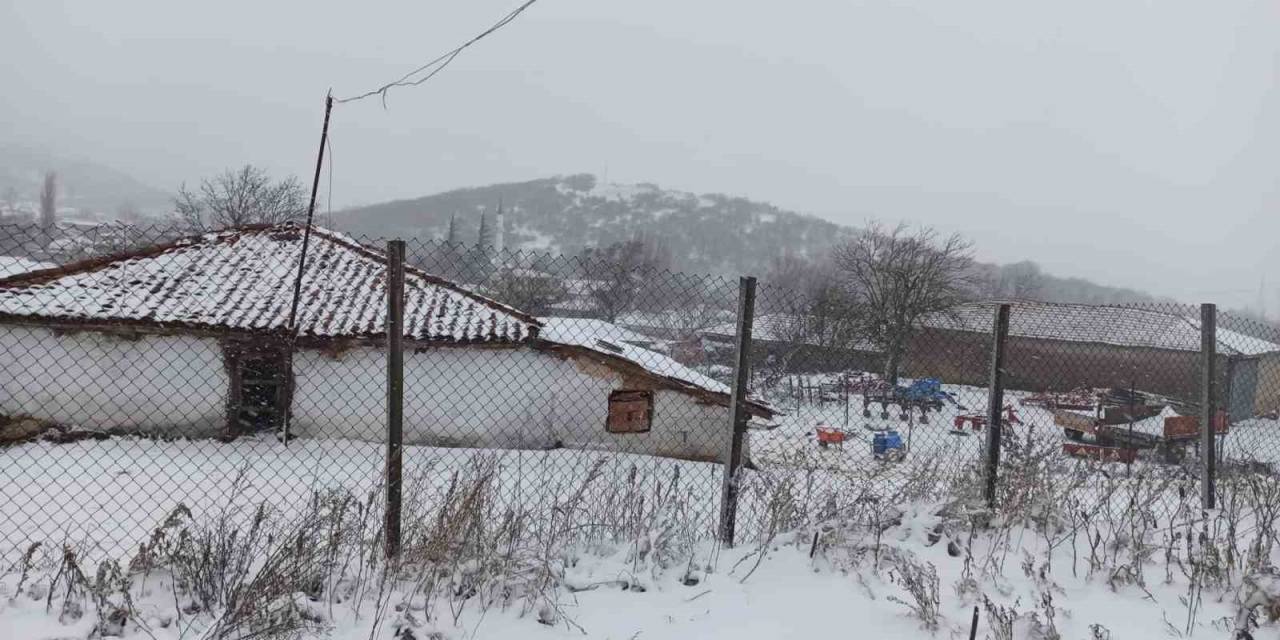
[332,175,1164,304]
[335,174,854,277]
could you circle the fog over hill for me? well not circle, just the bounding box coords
[336,174,1161,305]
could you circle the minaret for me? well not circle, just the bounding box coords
[446,212,460,245]
[493,198,505,256]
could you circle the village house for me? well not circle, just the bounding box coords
[0,224,773,462]
[700,313,884,375]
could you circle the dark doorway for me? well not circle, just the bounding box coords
[224,339,292,435]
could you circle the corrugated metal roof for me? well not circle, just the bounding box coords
[925,302,1280,356]
[0,224,539,344]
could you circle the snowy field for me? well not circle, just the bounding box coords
[0,436,729,563]
[7,379,1280,566]
[753,379,1280,476]
[7,379,1280,637]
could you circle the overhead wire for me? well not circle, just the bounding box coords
[282,2,543,443]
[335,0,541,107]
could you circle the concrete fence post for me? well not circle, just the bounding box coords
[718,276,756,547]
[1200,303,1217,511]
[983,303,1012,509]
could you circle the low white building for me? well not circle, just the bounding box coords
[0,224,772,462]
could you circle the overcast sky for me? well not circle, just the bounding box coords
[2,0,1278,305]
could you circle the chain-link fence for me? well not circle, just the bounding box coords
[2,220,1278,563]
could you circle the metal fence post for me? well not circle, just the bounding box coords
[983,303,1012,509]
[718,276,756,547]
[1200,302,1217,511]
[385,239,406,559]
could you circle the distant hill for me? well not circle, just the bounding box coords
[334,174,853,276]
[338,173,1157,304]
[0,144,170,216]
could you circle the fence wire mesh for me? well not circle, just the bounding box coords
[2,221,1279,564]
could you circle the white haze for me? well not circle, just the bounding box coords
[1,0,1278,306]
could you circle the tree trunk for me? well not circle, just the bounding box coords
[883,341,902,386]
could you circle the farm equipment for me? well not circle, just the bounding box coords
[951,405,1022,434]
[815,423,847,449]
[1021,387,1097,411]
[862,378,957,424]
[843,373,890,395]
[1062,441,1138,464]
[872,430,905,461]
[1057,404,1229,464]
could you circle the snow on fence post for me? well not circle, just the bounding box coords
[1200,302,1217,511]
[718,276,756,547]
[982,303,1012,510]
[385,239,406,559]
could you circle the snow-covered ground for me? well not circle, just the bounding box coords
[0,255,55,277]
[2,472,1273,639]
[0,436,728,563]
[7,376,1280,638]
[753,378,1280,475]
[7,378,1280,564]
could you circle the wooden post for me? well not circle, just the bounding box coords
[1200,303,1217,511]
[718,276,756,546]
[983,304,1012,509]
[385,240,406,559]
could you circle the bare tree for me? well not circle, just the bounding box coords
[758,253,863,378]
[1,186,17,216]
[643,276,732,343]
[971,260,1045,301]
[39,172,57,230]
[174,165,306,231]
[832,221,975,384]
[764,254,862,346]
[116,201,142,225]
[762,253,817,310]
[582,237,671,322]
[1000,260,1044,300]
[485,265,569,315]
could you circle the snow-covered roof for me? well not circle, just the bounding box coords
[0,256,56,278]
[702,313,880,352]
[0,224,539,344]
[537,315,775,416]
[618,307,735,331]
[538,317,656,347]
[539,316,729,395]
[924,302,1280,356]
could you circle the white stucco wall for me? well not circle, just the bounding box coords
[291,346,735,462]
[0,328,736,462]
[0,325,228,434]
